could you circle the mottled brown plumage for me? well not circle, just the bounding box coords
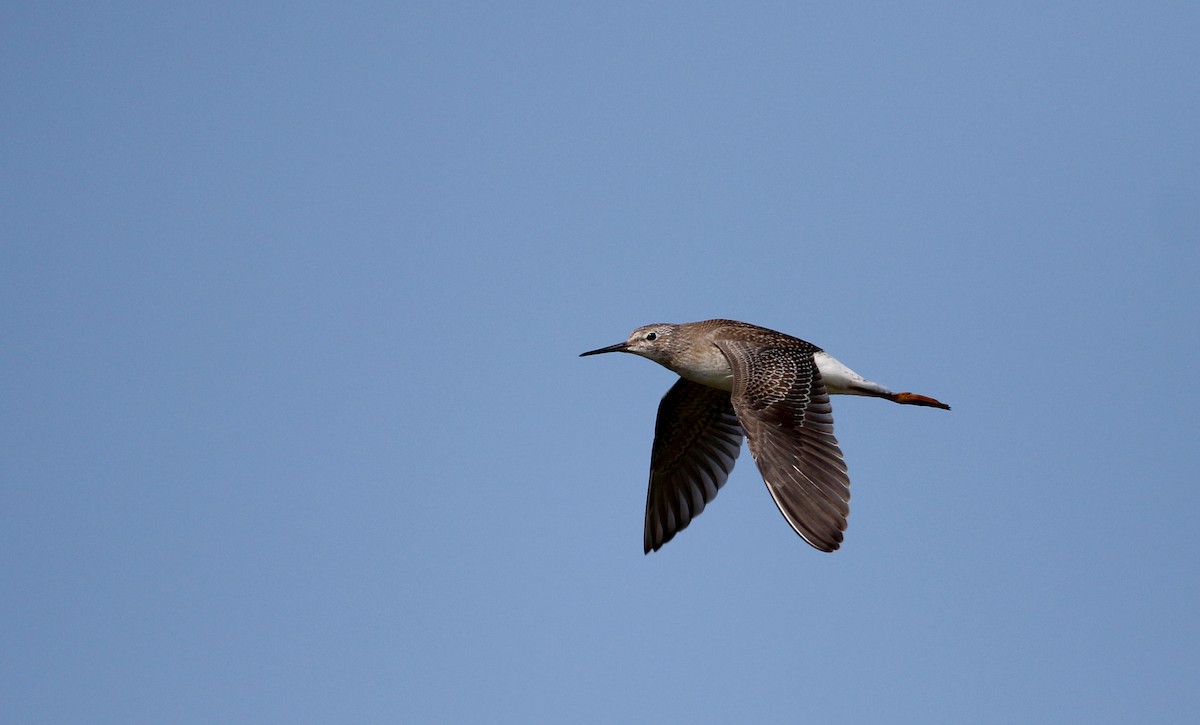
[581,319,949,554]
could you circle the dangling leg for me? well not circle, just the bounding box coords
[888,392,951,410]
[814,352,951,410]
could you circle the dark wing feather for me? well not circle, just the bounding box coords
[644,378,743,553]
[713,337,850,552]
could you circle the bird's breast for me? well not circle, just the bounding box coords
[672,345,735,392]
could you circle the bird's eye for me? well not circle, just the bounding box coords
[644,332,657,341]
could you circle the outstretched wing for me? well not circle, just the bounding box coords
[714,337,850,552]
[644,378,743,553]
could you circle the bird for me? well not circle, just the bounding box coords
[580,319,949,554]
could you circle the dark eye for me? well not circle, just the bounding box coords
[644,332,657,341]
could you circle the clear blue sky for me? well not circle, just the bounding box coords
[3,3,1198,723]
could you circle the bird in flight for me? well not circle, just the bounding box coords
[581,319,949,553]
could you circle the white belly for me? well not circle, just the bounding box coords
[814,351,892,396]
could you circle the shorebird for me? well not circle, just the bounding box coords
[580,319,949,553]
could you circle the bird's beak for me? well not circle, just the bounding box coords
[579,342,629,357]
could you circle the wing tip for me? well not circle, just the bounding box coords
[799,529,844,553]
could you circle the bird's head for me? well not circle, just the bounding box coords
[579,323,679,366]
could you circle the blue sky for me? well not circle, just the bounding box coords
[3,2,1198,723]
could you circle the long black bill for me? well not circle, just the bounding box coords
[579,342,629,357]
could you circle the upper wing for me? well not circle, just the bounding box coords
[644,378,743,553]
[713,337,850,552]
